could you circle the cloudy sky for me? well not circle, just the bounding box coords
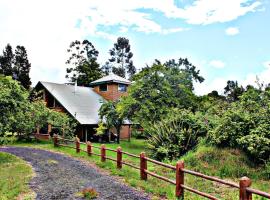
[0,0,269,95]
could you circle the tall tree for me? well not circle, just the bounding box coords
[14,46,32,89]
[108,37,136,79]
[0,44,14,76]
[224,80,244,102]
[65,40,102,86]
[0,44,31,90]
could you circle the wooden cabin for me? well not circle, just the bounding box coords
[34,73,132,142]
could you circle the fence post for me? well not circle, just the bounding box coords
[75,136,80,153]
[87,142,92,156]
[101,144,106,162]
[140,152,147,180]
[176,161,185,199]
[53,134,58,147]
[117,147,122,169]
[239,177,252,200]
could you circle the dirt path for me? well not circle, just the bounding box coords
[0,147,150,200]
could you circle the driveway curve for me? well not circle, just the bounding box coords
[0,146,150,200]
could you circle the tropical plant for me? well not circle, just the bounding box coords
[147,109,207,161]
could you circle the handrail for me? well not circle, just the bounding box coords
[182,169,239,188]
[53,135,270,200]
[122,151,140,158]
[145,157,176,170]
[181,185,219,200]
[246,187,270,198]
[144,169,176,185]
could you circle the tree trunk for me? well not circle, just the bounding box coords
[117,127,120,144]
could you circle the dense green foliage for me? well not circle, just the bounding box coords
[0,75,76,143]
[147,109,207,160]
[0,44,31,89]
[98,101,123,143]
[117,59,202,130]
[209,87,270,162]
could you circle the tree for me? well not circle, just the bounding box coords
[14,46,32,89]
[117,60,202,131]
[0,44,32,90]
[0,44,14,76]
[224,80,244,102]
[65,40,102,86]
[0,75,76,142]
[108,37,136,79]
[99,101,123,144]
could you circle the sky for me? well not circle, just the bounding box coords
[0,0,269,95]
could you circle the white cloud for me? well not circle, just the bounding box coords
[209,60,226,68]
[241,61,270,87]
[0,0,263,86]
[225,27,240,35]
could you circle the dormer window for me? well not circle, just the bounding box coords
[99,84,107,92]
[118,84,127,92]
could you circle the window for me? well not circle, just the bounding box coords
[99,84,107,92]
[118,84,127,92]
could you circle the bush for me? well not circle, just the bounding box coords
[0,132,17,145]
[146,109,207,161]
[208,88,270,163]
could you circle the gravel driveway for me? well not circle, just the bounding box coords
[0,146,150,200]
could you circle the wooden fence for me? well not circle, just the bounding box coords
[53,135,270,200]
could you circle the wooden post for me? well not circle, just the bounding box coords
[101,144,106,162]
[239,177,252,200]
[53,134,58,147]
[140,152,147,180]
[75,136,80,153]
[87,142,92,156]
[176,161,185,199]
[117,147,122,169]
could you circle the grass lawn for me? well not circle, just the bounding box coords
[0,151,34,200]
[13,139,270,200]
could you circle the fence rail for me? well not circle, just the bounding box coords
[53,135,270,200]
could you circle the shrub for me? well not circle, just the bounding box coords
[146,109,207,160]
[208,88,270,163]
[80,188,98,199]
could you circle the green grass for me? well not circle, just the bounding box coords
[12,139,270,200]
[0,151,34,200]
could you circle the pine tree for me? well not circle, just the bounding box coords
[65,40,102,86]
[0,44,14,76]
[13,46,32,89]
[108,37,136,79]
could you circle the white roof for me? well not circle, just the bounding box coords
[40,82,104,125]
[90,73,131,85]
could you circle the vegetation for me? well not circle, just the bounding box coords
[12,139,270,199]
[0,75,76,143]
[76,188,99,199]
[65,40,103,86]
[106,37,136,79]
[0,152,34,200]
[0,44,31,90]
[98,101,124,143]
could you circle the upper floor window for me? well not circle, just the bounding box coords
[118,84,127,92]
[99,84,107,92]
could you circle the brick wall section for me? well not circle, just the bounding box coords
[93,83,128,101]
[110,125,131,140]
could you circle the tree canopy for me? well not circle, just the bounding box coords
[0,44,32,89]
[107,37,136,79]
[65,40,102,86]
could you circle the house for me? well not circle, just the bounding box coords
[34,73,132,142]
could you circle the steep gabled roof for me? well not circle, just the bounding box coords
[38,81,105,125]
[89,73,131,86]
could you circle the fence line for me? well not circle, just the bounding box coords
[53,135,270,200]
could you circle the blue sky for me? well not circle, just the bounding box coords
[0,0,269,95]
